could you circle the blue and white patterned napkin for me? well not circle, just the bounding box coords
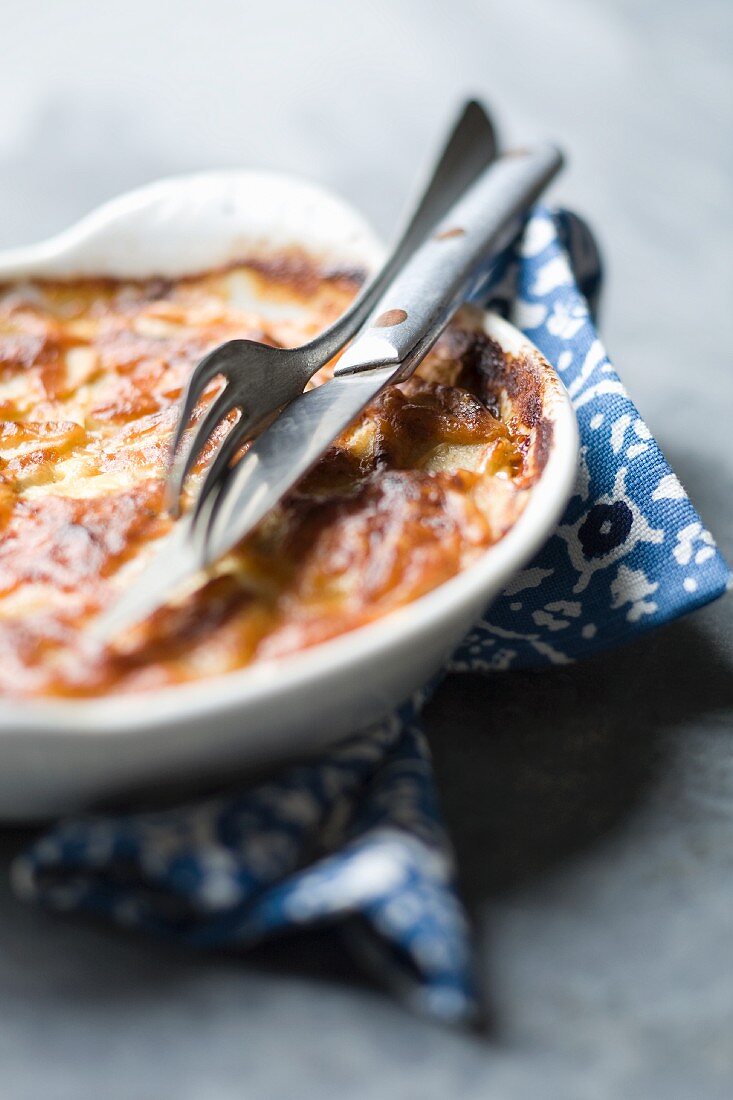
[13,208,730,1026]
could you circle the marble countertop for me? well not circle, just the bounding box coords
[1,1,731,1096]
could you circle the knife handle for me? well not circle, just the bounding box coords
[333,144,562,379]
[299,100,496,376]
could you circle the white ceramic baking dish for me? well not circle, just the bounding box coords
[0,171,578,819]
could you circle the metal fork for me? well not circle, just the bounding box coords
[166,100,497,520]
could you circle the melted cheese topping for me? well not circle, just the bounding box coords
[0,259,531,697]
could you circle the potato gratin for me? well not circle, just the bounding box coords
[0,258,542,697]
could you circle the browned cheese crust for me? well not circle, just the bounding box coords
[0,256,537,697]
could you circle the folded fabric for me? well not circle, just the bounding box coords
[13,206,730,1027]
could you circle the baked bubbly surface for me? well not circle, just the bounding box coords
[0,258,534,698]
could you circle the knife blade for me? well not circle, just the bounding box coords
[204,367,395,560]
[91,367,395,642]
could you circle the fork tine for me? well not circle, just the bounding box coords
[189,408,253,526]
[166,386,240,513]
[169,342,236,464]
[195,452,245,555]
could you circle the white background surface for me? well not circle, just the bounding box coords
[1,1,732,1097]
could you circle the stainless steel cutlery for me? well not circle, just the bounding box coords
[93,104,562,641]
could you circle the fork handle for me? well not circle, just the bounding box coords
[298,100,496,376]
[334,145,562,379]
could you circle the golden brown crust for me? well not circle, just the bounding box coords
[0,260,537,698]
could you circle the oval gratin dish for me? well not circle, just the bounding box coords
[0,171,578,818]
